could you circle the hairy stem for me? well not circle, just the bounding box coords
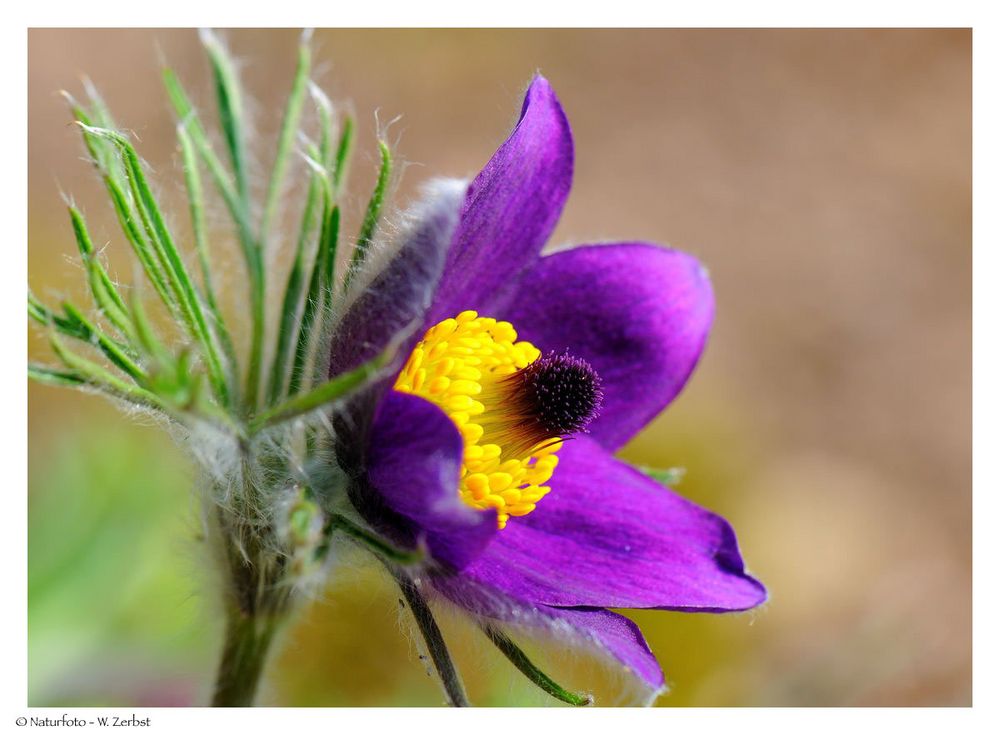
[210,458,292,707]
[389,567,469,707]
[212,609,278,707]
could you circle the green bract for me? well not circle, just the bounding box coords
[30,30,391,434]
[27,30,399,706]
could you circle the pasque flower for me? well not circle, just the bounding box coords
[329,76,767,695]
[31,31,763,706]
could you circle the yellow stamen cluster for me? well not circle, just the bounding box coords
[394,310,563,529]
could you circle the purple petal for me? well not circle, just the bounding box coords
[329,179,467,379]
[431,578,665,694]
[456,437,766,611]
[328,181,466,476]
[501,242,715,450]
[542,607,665,695]
[365,390,497,569]
[427,76,574,324]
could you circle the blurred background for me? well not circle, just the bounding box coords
[27,29,970,706]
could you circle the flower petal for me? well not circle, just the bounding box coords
[539,606,665,696]
[329,178,467,379]
[456,437,766,611]
[328,180,467,476]
[500,242,715,451]
[364,390,497,569]
[428,75,574,324]
[430,576,665,695]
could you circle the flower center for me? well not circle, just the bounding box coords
[393,310,602,529]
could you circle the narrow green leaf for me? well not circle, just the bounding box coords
[481,624,593,707]
[310,205,340,379]
[201,30,250,207]
[346,139,391,286]
[81,77,117,130]
[84,126,232,408]
[47,313,238,435]
[243,306,266,412]
[27,292,48,325]
[288,204,339,396]
[105,176,179,315]
[333,115,355,193]
[260,37,311,242]
[308,82,338,175]
[48,332,161,411]
[76,81,132,197]
[131,300,244,434]
[161,69,265,410]
[60,302,145,383]
[162,68,247,235]
[251,345,392,432]
[162,68,260,277]
[68,207,132,335]
[319,205,340,308]
[176,123,216,311]
[267,160,323,404]
[65,101,178,315]
[62,90,121,192]
[31,294,138,373]
[128,290,172,368]
[301,149,335,202]
[28,364,86,388]
[28,293,89,342]
[177,121,239,383]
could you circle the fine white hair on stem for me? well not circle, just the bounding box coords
[374,108,405,152]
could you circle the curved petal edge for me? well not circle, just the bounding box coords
[364,391,498,569]
[502,242,715,450]
[429,75,575,323]
[457,437,767,611]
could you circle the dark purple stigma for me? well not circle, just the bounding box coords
[507,351,603,437]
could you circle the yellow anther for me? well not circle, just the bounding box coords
[481,444,502,461]
[428,376,450,394]
[393,311,564,528]
[462,424,484,445]
[449,379,482,395]
[489,473,513,492]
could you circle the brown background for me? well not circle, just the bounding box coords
[28,29,971,706]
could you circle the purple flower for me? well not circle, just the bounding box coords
[329,75,766,695]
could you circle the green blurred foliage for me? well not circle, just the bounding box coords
[28,400,215,706]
